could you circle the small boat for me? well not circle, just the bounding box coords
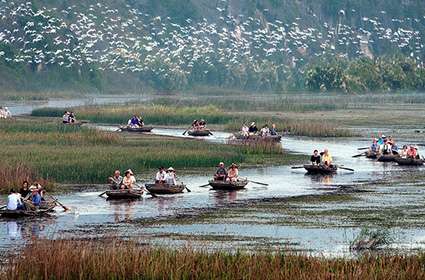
[145,183,185,194]
[187,129,212,137]
[394,157,424,166]
[105,190,143,200]
[377,154,398,162]
[208,179,248,190]
[119,126,153,133]
[0,206,55,218]
[304,164,337,175]
[232,133,282,143]
[365,151,378,159]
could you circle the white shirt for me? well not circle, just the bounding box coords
[165,173,176,185]
[155,170,166,181]
[7,193,21,210]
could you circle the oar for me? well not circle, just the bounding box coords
[98,191,107,197]
[135,184,157,198]
[248,180,269,186]
[185,186,192,192]
[291,166,305,169]
[182,126,192,135]
[48,194,70,211]
[0,205,6,210]
[352,153,366,158]
[357,147,369,150]
[208,131,213,136]
[338,166,355,172]
[197,183,211,188]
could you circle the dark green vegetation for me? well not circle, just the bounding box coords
[4,239,425,280]
[0,118,302,191]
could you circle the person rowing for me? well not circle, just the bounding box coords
[248,122,258,135]
[155,166,166,184]
[108,170,123,190]
[310,150,321,165]
[320,149,333,167]
[260,125,270,137]
[128,115,142,128]
[270,124,278,136]
[214,162,228,181]
[121,169,136,190]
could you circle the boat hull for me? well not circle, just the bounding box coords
[208,180,248,190]
[120,126,153,133]
[395,157,424,166]
[145,184,185,194]
[304,164,337,175]
[232,134,282,143]
[105,190,143,199]
[187,130,212,137]
[377,154,398,162]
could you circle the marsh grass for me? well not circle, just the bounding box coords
[4,239,425,280]
[0,119,296,190]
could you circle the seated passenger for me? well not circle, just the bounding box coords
[227,163,239,182]
[128,115,141,128]
[155,166,166,184]
[270,124,278,136]
[7,189,24,211]
[241,124,249,136]
[165,167,177,186]
[214,162,228,181]
[198,119,206,129]
[121,169,136,189]
[62,111,70,124]
[381,139,392,155]
[320,149,333,167]
[310,150,321,165]
[248,122,258,135]
[370,138,379,153]
[407,146,417,159]
[108,170,123,190]
[260,125,270,137]
[19,181,30,198]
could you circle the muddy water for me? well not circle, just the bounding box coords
[1,101,425,256]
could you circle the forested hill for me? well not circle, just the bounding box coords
[0,0,424,94]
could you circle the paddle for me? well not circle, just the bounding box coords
[357,147,369,151]
[98,191,107,197]
[338,166,355,172]
[135,184,157,198]
[248,180,269,186]
[0,205,6,210]
[291,166,305,169]
[208,131,214,136]
[352,153,366,158]
[182,126,192,135]
[48,194,70,211]
[185,186,192,192]
[197,183,211,188]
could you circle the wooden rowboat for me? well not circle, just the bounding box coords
[187,129,212,137]
[304,164,337,175]
[395,157,424,166]
[365,151,378,159]
[145,183,185,194]
[119,126,153,133]
[208,179,248,190]
[377,154,398,162]
[0,206,55,218]
[105,190,143,200]
[232,134,282,143]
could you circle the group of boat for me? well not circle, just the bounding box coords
[364,151,424,166]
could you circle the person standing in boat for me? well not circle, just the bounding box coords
[227,163,239,182]
[310,150,321,165]
[155,166,166,184]
[108,170,123,190]
[165,167,177,186]
[320,149,333,167]
[121,169,136,189]
[214,162,228,181]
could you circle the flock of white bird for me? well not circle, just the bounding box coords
[0,1,423,87]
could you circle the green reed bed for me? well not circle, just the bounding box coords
[0,119,298,191]
[4,239,425,280]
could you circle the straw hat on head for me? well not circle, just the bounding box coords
[125,169,134,175]
[167,167,175,172]
[251,122,255,126]
[218,162,224,166]
[231,163,238,168]
[29,186,38,191]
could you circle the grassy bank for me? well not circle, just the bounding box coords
[0,118,302,191]
[31,104,354,137]
[4,239,425,280]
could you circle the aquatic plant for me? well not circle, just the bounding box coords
[350,228,394,251]
[4,239,425,280]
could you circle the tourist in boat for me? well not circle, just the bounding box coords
[369,138,379,153]
[165,167,177,186]
[121,169,136,189]
[62,111,70,124]
[108,170,123,190]
[381,139,392,155]
[198,119,206,129]
[191,119,199,130]
[155,166,166,184]
[377,133,385,146]
[214,162,228,181]
[248,122,258,134]
[270,124,278,136]
[321,149,333,167]
[389,137,399,155]
[128,115,142,128]
[227,163,239,182]
[310,150,321,165]
[68,112,76,123]
[406,146,417,159]
[19,181,30,198]
[241,124,249,136]
[25,186,42,210]
[260,125,270,137]
[7,189,25,211]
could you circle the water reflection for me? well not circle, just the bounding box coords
[212,190,243,205]
[109,200,137,222]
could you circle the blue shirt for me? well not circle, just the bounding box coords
[32,193,42,206]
